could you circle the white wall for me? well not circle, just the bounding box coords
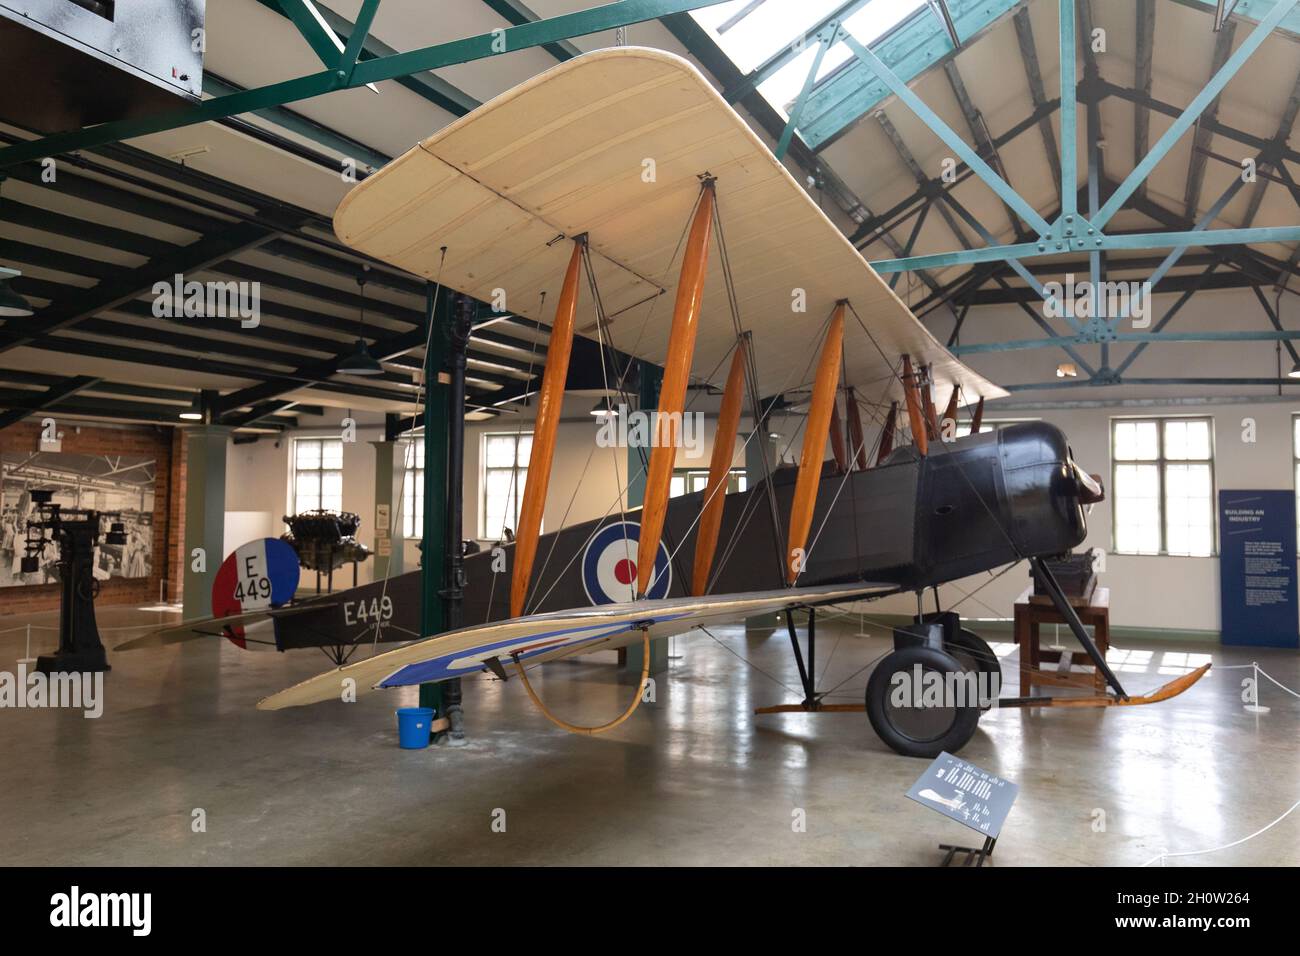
[225,424,383,588]
[863,399,1298,632]
[220,296,1300,635]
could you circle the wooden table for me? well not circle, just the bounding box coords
[1013,585,1110,696]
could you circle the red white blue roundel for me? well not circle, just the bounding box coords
[211,538,300,648]
[582,521,671,605]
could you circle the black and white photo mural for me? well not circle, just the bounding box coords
[0,452,155,587]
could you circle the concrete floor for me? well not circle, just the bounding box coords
[0,604,1297,866]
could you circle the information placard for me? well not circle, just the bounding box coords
[906,752,1018,838]
[1218,490,1299,648]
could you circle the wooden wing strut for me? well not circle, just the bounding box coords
[970,396,986,434]
[510,238,583,618]
[785,303,845,585]
[691,346,746,596]
[828,396,848,473]
[637,181,715,598]
[846,386,868,470]
[877,401,897,465]
[941,387,960,435]
[900,356,928,457]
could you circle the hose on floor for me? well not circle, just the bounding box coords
[512,629,650,735]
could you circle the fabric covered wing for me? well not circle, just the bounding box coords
[258,582,892,710]
[333,46,1003,406]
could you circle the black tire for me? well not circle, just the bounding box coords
[866,645,981,758]
[945,628,1001,712]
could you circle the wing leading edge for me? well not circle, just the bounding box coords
[257,582,895,711]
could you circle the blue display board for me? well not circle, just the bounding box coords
[1218,490,1299,648]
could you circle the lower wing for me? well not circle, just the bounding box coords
[258,582,894,711]
[113,602,339,651]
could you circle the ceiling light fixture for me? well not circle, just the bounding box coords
[179,394,204,421]
[1055,362,1078,379]
[1289,361,1300,380]
[339,267,384,377]
[590,396,618,418]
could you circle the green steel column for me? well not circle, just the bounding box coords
[624,361,668,675]
[418,285,450,722]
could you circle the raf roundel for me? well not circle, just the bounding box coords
[582,521,672,606]
[211,538,301,647]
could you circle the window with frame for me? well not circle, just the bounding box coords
[1112,418,1214,557]
[481,432,532,540]
[401,438,424,539]
[293,438,343,514]
[669,468,747,498]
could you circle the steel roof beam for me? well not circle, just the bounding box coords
[1094,0,1298,230]
[1013,5,1064,207]
[0,376,101,431]
[0,218,300,355]
[480,0,583,60]
[842,30,1052,236]
[0,0,737,169]
[1134,0,1156,201]
[942,59,1024,237]
[1183,19,1238,220]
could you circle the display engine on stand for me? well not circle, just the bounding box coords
[21,489,125,674]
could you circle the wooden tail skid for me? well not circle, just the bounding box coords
[996,663,1212,709]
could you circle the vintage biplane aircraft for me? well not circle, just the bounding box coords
[122,48,1208,757]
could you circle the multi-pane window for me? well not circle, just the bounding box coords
[669,468,747,498]
[293,438,343,513]
[482,432,532,540]
[402,438,424,539]
[1112,418,1214,557]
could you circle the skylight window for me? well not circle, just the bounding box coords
[691,0,928,118]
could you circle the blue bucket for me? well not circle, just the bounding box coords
[396,707,435,749]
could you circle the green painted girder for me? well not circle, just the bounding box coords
[0,0,733,171]
[275,0,347,69]
[724,0,873,104]
[203,73,391,171]
[255,0,480,119]
[340,0,382,77]
[776,27,838,160]
[797,0,1020,150]
[1093,0,1298,229]
[869,226,1300,273]
[842,30,1053,237]
[1176,0,1300,33]
[1058,0,1077,220]
[480,0,583,60]
[953,329,1300,355]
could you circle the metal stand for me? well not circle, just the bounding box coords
[784,606,819,708]
[1028,556,1126,698]
[938,835,996,867]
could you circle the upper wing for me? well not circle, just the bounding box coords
[333,46,1003,405]
[258,582,893,711]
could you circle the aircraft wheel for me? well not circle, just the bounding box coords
[945,628,1001,712]
[866,646,981,758]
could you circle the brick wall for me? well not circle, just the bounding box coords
[0,422,181,614]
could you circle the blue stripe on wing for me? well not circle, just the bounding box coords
[377,612,691,687]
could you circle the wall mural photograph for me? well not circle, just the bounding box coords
[0,451,155,587]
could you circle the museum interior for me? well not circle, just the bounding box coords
[0,0,1298,871]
